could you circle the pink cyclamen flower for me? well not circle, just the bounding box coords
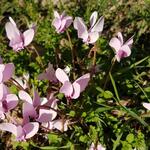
[0,83,18,119]
[5,17,35,51]
[0,63,14,83]
[89,143,106,150]
[0,122,39,141]
[52,11,73,33]
[143,102,150,110]
[55,68,90,99]
[38,63,57,83]
[74,11,104,44]
[0,93,18,118]
[19,90,58,124]
[109,32,133,62]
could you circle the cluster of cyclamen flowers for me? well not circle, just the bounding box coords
[1,10,145,149]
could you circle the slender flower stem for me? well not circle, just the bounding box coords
[103,57,116,89]
[10,77,25,90]
[26,47,44,68]
[88,44,98,76]
[66,30,76,79]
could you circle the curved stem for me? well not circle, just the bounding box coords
[103,57,116,89]
[9,77,25,90]
[26,47,44,68]
[66,30,76,79]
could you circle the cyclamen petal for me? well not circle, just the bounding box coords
[23,28,35,46]
[52,11,73,33]
[74,11,104,44]
[0,123,17,136]
[5,17,35,51]
[38,63,57,82]
[5,94,18,111]
[0,122,39,141]
[19,90,32,104]
[74,17,88,41]
[0,63,14,83]
[23,122,39,139]
[2,63,15,82]
[42,119,68,132]
[55,68,90,99]
[109,32,133,62]
[89,143,106,150]
[90,11,98,28]
[143,102,150,110]
[55,68,69,84]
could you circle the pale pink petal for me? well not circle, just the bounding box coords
[71,82,80,99]
[54,11,60,18]
[117,32,124,45]
[36,108,54,123]
[5,21,20,41]
[0,111,5,119]
[55,68,69,84]
[33,90,41,107]
[51,119,68,132]
[38,63,57,82]
[23,102,37,124]
[58,19,66,32]
[89,143,106,150]
[16,126,24,141]
[97,144,106,150]
[52,18,61,31]
[18,90,32,104]
[41,122,53,130]
[9,36,24,51]
[6,94,18,110]
[43,97,58,120]
[60,81,73,97]
[115,54,121,62]
[143,102,150,110]
[90,16,104,33]
[90,11,98,28]
[124,35,134,47]
[74,17,88,41]
[88,32,99,44]
[23,122,39,139]
[0,65,5,83]
[2,63,15,82]
[74,73,90,92]
[9,17,17,26]
[23,28,34,46]
[63,16,73,29]
[0,83,9,100]
[0,123,17,136]
[121,45,131,57]
[109,37,121,52]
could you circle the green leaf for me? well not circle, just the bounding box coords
[109,72,148,127]
[126,133,134,143]
[103,90,114,99]
[69,111,76,117]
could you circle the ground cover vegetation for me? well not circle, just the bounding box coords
[0,0,150,149]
